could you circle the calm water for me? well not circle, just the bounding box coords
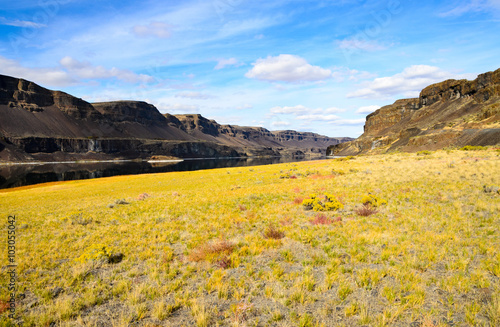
[0,157,326,189]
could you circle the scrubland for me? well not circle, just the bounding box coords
[0,149,499,326]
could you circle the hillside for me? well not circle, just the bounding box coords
[328,68,500,155]
[0,74,350,162]
[173,114,352,157]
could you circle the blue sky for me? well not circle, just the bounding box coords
[1,0,499,137]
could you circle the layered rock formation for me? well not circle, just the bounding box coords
[172,114,352,156]
[328,68,500,155]
[0,74,349,162]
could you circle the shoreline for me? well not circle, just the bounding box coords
[0,154,329,166]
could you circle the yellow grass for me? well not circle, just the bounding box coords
[0,149,499,326]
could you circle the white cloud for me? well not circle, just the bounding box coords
[331,67,377,82]
[0,56,75,87]
[236,104,253,110]
[175,91,214,99]
[214,58,242,70]
[330,119,366,125]
[337,38,387,52]
[270,105,345,115]
[296,114,341,121]
[439,0,500,17]
[60,56,155,83]
[271,121,291,128]
[158,103,199,113]
[132,21,171,39]
[356,105,381,115]
[0,17,46,28]
[347,65,476,99]
[245,54,332,83]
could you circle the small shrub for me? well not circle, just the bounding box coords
[302,193,344,212]
[71,213,92,226]
[215,256,232,269]
[0,300,9,314]
[137,193,150,200]
[237,204,247,211]
[331,169,346,175]
[335,156,355,161]
[189,239,235,262]
[417,150,432,156]
[355,204,378,217]
[263,225,285,239]
[280,217,292,226]
[460,145,487,151]
[232,301,254,324]
[76,244,110,264]
[310,214,342,225]
[361,194,387,207]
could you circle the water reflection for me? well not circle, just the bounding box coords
[0,157,325,189]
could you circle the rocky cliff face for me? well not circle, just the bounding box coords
[93,101,167,125]
[0,74,350,162]
[329,68,500,155]
[173,114,352,156]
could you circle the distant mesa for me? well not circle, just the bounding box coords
[0,74,351,163]
[328,67,500,156]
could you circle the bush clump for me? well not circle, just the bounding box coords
[416,150,432,156]
[460,145,487,151]
[361,194,387,207]
[76,244,110,264]
[263,224,285,239]
[302,193,343,212]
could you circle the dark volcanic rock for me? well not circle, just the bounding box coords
[174,114,353,156]
[92,101,167,125]
[0,74,351,162]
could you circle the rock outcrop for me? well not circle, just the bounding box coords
[0,74,350,162]
[174,114,352,156]
[328,68,500,155]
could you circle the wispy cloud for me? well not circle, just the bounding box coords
[60,56,155,83]
[0,17,46,28]
[0,56,75,87]
[347,65,476,99]
[214,58,242,70]
[355,105,381,115]
[337,38,388,52]
[132,21,172,39]
[270,105,345,115]
[245,54,332,83]
[296,114,341,121]
[175,91,215,99]
[439,0,500,17]
[271,121,291,128]
[158,103,199,113]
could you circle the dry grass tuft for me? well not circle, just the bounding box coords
[293,196,304,204]
[263,224,285,239]
[355,204,378,216]
[215,256,232,269]
[310,214,342,225]
[188,239,235,262]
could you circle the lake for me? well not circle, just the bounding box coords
[0,156,327,190]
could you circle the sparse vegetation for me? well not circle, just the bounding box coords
[1,149,499,326]
[460,145,488,151]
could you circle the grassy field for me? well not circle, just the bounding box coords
[1,149,499,326]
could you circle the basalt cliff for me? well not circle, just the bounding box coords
[328,68,500,156]
[0,74,350,162]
